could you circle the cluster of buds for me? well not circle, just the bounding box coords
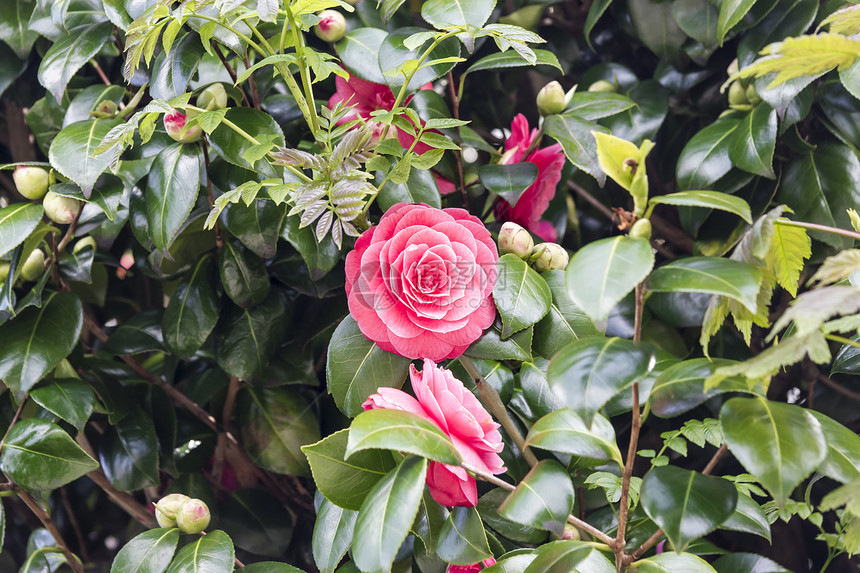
[498,222,570,271]
[725,59,761,110]
[153,494,211,534]
[535,81,576,117]
[14,166,83,225]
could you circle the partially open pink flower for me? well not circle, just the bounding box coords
[493,114,565,242]
[447,559,496,573]
[363,359,505,507]
[345,203,498,361]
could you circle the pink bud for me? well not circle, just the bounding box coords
[175,498,211,534]
[153,494,190,528]
[314,10,346,42]
[164,110,202,143]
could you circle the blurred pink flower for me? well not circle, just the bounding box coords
[362,359,505,507]
[447,558,497,572]
[493,114,565,242]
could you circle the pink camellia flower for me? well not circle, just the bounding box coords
[345,203,498,361]
[493,114,565,242]
[363,359,505,507]
[447,558,497,572]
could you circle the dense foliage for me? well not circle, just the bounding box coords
[0,0,859,572]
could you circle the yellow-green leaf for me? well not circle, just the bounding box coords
[766,223,810,296]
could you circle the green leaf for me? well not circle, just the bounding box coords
[543,115,607,185]
[0,291,82,396]
[479,163,538,207]
[0,419,99,491]
[767,223,810,297]
[164,530,234,573]
[641,466,737,552]
[215,292,289,379]
[281,215,341,281]
[810,410,860,484]
[0,203,43,257]
[635,552,718,573]
[378,27,461,91]
[238,385,319,477]
[522,541,593,573]
[346,409,461,465]
[239,563,306,573]
[718,0,756,42]
[146,142,202,253]
[222,199,285,259]
[162,254,221,356]
[422,0,495,30]
[476,489,548,545]
[585,0,612,46]
[376,163,442,211]
[0,44,25,98]
[49,118,122,198]
[110,528,180,573]
[494,254,552,338]
[436,506,492,565]
[302,429,396,511]
[712,553,790,573]
[647,191,752,224]
[675,115,740,191]
[30,379,96,433]
[564,93,637,121]
[0,0,39,58]
[525,409,622,468]
[728,106,777,178]
[150,33,205,100]
[720,397,827,505]
[533,271,599,358]
[720,493,772,542]
[352,456,427,573]
[672,0,718,49]
[313,496,357,573]
[326,315,411,417]
[548,337,653,427]
[219,239,270,309]
[467,323,533,362]
[604,80,669,144]
[628,0,687,59]
[647,257,762,313]
[498,460,574,535]
[649,358,754,418]
[336,28,388,84]
[37,21,111,101]
[105,309,166,355]
[99,406,160,491]
[220,489,294,558]
[464,49,562,74]
[208,108,285,177]
[566,236,655,323]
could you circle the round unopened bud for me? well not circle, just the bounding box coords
[21,249,45,281]
[197,84,228,111]
[727,82,748,107]
[43,191,81,224]
[154,494,190,529]
[164,110,202,143]
[175,498,211,534]
[13,166,50,200]
[629,218,652,240]
[533,242,569,272]
[0,262,10,284]
[91,100,118,119]
[745,83,762,106]
[314,10,346,43]
[536,81,566,116]
[498,222,535,259]
[588,80,617,93]
[73,236,97,254]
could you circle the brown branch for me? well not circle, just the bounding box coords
[567,180,613,219]
[4,100,36,162]
[18,490,84,573]
[90,60,111,86]
[56,207,83,253]
[817,373,860,402]
[215,50,250,108]
[61,487,90,563]
[0,397,27,454]
[243,56,262,110]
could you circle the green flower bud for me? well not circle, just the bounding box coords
[629,218,652,240]
[745,83,762,106]
[175,498,211,534]
[727,81,748,107]
[314,10,346,43]
[727,58,739,77]
[533,242,569,272]
[536,81,566,116]
[153,494,190,529]
[43,191,81,224]
[91,100,118,119]
[498,222,534,259]
[21,249,45,281]
[13,166,50,200]
[164,110,202,144]
[588,80,617,93]
[73,236,97,254]
[197,84,228,111]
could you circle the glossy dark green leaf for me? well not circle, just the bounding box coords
[494,254,552,338]
[720,493,772,542]
[0,291,82,396]
[57,241,94,284]
[522,541,593,573]
[712,553,789,573]
[0,0,39,58]
[636,552,718,572]
[720,397,826,505]
[99,406,160,491]
[518,359,564,419]
[208,108,285,177]
[603,79,669,144]
[548,337,653,427]
[0,43,25,98]
[479,164,538,207]
[832,334,860,375]
[281,214,341,280]
[238,385,319,477]
[566,236,654,324]
[222,199,285,259]
[534,270,599,357]
[49,118,122,198]
[672,0,718,49]
[464,49,562,75]
[378,27,461,91]
[717,0,755,42]
[564,93,637,121]
[810,410,860,484]
[647,257,762,313]
[216,291,289,379]
[164,530,234,573]
[346,409,461,465]
[649,358,754,418]
[466,323,533,362]
[146,142,202,253]
[629,0,686,59]
[302,429,396,510]
[105,309,166,355]
[110,528,180,573]
[30,379,95,433]
[162,253,221,356]
[498,460,574,536]
[376,161,443,210]
[219,239,270,309]
[0,203,43,258]
[543,114,607,185]
[477,488,548,545]
[150,33,205,100]
[336,28,387,84]
[728,106,777,178]
[37,21,111,101]
[641,466,737,552]
[436,506,492,565]
[352,456,427,573]
[525,409,622,468]
[676,115,740,191]
[326,315,411,416]
[0,419,98,491]
[313,496,357,573]
[221,489,294,557]
[240,563,306,573]
[647,191,752,224]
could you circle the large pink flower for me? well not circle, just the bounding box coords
[363,359,505,507]
[345,203,498,361]
[493,114,565,242]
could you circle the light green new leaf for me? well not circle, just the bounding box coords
[346,409,461,465]
[767,223,810,296]
[647,191,752,224]
[0,203,43,257]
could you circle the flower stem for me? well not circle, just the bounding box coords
[282,6,320,134]
[775,218,860,242]
[458,355,539,467]
[826,333,860,350]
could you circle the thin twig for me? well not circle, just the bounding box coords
[56,207,83,253]
[0,398,27,454]
[702,443,728,475]
[817,373,860,402]
[201,139,223,249]
[243,56,262,110]
[90,60,111,85]
[18,490,84,573]
[459,356,539,467]
[215,49,251,107]
[61,487,90,563]
[776,218,860,242]
[446,71,468,208]
[567,180,614,219]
